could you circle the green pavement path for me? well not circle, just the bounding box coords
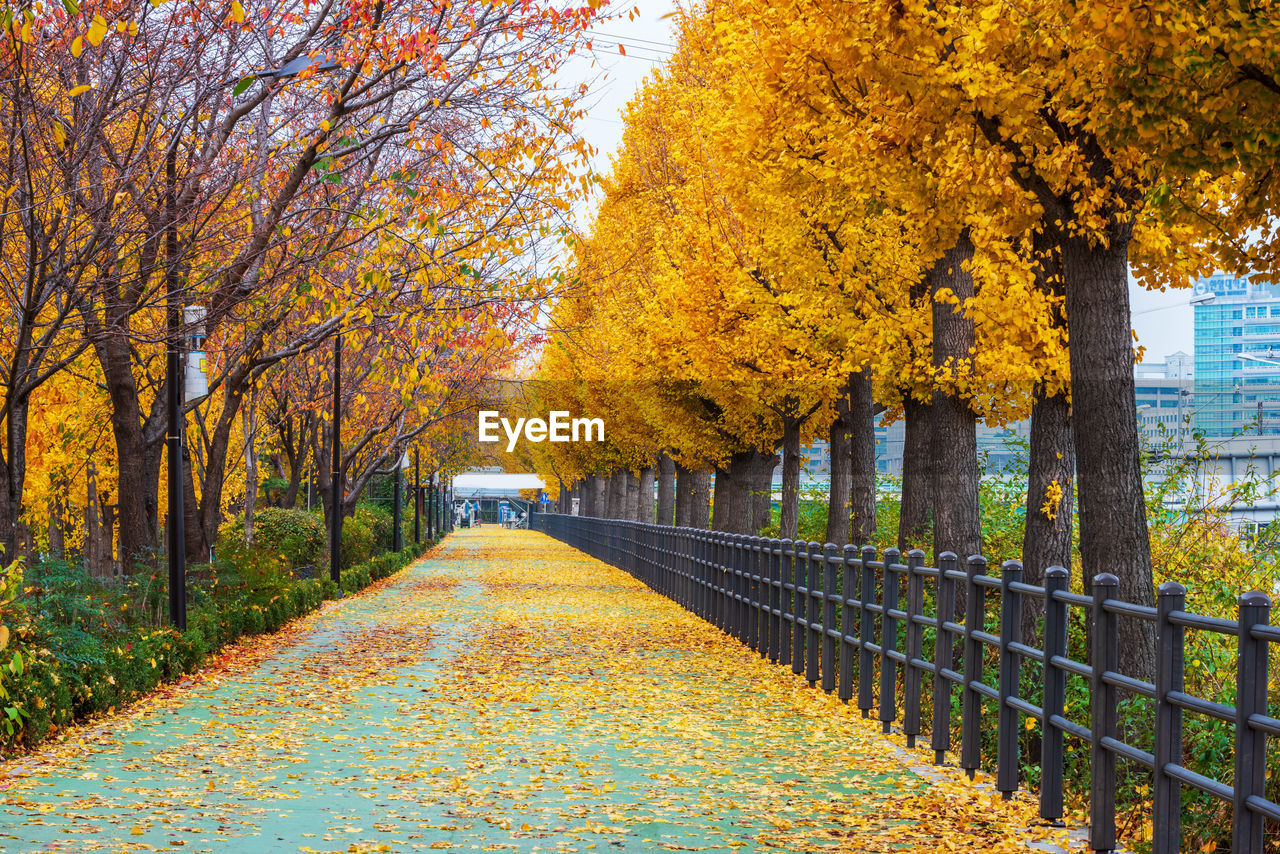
[0,527,1051,853]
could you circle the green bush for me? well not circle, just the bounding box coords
[339,512,374,569]
[356,503,394,557]
[248,507,326,568]
[0,525,436,756]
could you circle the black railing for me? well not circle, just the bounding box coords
[530,512,1279,854]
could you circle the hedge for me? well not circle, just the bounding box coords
[0,536,437,755]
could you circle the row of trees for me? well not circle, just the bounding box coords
[0,0,604,572]
[523,0,1280,677]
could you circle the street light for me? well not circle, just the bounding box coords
[392,451,409,553]
[413,447,421,545]
[166,50,346,628]
[330,334,342,586]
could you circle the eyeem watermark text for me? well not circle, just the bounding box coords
[478,411,604,452]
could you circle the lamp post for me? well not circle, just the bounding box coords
[329,334,342,586]
[165,124,188,631]
[427,473,436,540]
[392,451,407,553]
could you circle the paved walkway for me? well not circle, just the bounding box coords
[0,528,1062,852]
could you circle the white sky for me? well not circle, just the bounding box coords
[562,1,1197,363]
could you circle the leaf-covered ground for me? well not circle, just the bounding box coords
[0,528,1072,852]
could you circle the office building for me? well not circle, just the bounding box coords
[1194,274,1280,437]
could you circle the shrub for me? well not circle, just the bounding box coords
[355,503,394,556]
[0,522,429,757]
[248,507,326,568]
[339,512,374,569]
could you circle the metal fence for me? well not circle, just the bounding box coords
[530,512,1280,854]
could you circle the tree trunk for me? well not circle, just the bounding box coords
[1061,226,1155,680]
[898,396,933,553]
[97,328,165,572]
[0,397,30,564]
[675,463,693,526]
[605,470,624,519]
[1022,387,1075,647]
[826,385,853,547]
[712,451,754,534]
[849,371,877,547]
[86,463,101,574]
[47,490,66,561]
[591,474,607,518]
[624,469,640,521]
[656,454,676,525]
[638,467,655,522]
[780,420,801,540]
[750,451,778,535]
[929,235,982,590]
[689,470,712,529]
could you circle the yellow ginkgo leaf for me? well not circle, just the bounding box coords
[70,35,84,56]
[68,84,92,97]
[230,0,245,23]
[85,14,107,47]
[0,625,9,651]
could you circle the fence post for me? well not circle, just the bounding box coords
[903,550,926,749]
[730,534,742,641]
[879,548,901,734]
[1040,566,1068,824]
[738,535,750,643]
[791,540,807,676]
[1153,581,1185,854]
[806,542,822,687]
[749,536,762,653]
[1232,590,1271,854]
[1090,572,1119,853]
[839,544,859,704]
[931,552,959,765]
[997,560,1023,799]
[858,545,877,718]
[780,539,794,669]
[743,535,754,644]
[769,539,782,663]
[720,534,731,635]
[822,543,839,694]
[960,555,987,780]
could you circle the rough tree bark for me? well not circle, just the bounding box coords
[689,470,712,529]
[751,451,778,535]
[1061,227,1155,679]
[591,475,607,518]
[1020,235,1075,647]
[1022,389,1075,644]
[929,235,982,591]
[95,329,166,572]
[638,467,655,522]
[898,396,933,553]
[826,385,854,547]
[624,469,640,521]
[849,371,878,547]
[675,463,693,526]
[780,419,802,540]
[712,451,755,534]
[605,470,624,519]
[656,454,676,525]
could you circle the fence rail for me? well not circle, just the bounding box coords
[530,512,1279,854]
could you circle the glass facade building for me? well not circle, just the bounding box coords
[1194,274,1280,437]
